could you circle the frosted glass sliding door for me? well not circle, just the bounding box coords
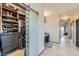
[29,10,39,56]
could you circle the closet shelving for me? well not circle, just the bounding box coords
[2,4,18,35]
[0,3,30,56]
[0,3,28,54]
[0,3,19,53]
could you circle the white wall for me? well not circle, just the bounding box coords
[28,4,44,55]
[37,5,45,55]
[45,14,60,42]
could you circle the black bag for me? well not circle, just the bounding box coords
[64,33,68,36]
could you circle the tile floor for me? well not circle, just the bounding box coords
[41,37,79,56]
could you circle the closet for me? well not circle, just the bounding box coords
[0,3,29,55]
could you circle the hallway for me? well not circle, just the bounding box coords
[0,3,79,56]
[41,38,79,56]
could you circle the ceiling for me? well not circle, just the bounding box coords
[43,3,79,16]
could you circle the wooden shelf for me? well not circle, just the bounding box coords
[2,6,17,13]
[2,14,17,19]
[19,15,26,20]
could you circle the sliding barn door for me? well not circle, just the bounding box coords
[29,10,39,56]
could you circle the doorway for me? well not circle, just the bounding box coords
[76,19,79,47]
[59,19,71,48]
